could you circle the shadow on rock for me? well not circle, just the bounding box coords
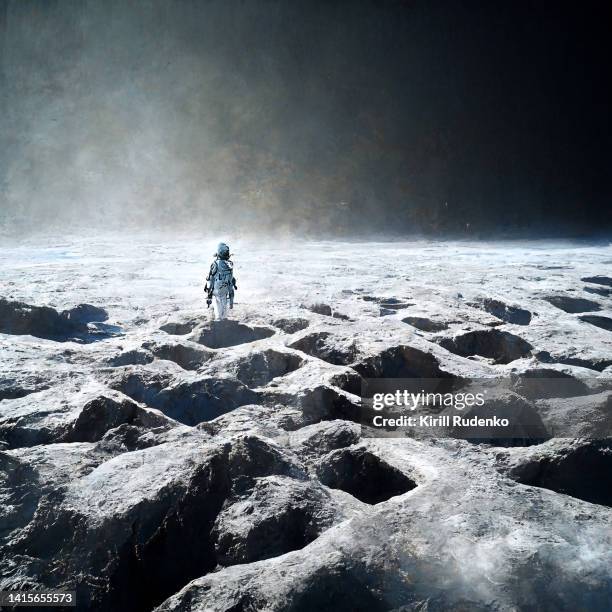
[0,298,116,343]
[190,320,275,349]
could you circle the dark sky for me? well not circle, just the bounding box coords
[1,0,610,236]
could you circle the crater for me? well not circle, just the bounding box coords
[190,320,275,349]
[557,356,612,372]
[353,345,455,380]
[438,329,533,364]
[581,275,612,287]
[107,349,154,367]
[268,385,362,428]
[233,349,304,387]
[62,304,108,324]
[110,370,256,425]
[329,370,363,396]
[289,332,358,366]
[362,296,412,311]
[317,448,417,505]
[212,476,337,566]
[510,441,612,507]
[302,303,332,316]
[584,286,611,298]
[63,395,170,443]
[472,298,532,325]
[272,317,310,334]
[544,296,601,313]
[145,341,213,370]
[579,315,612,332]
[510,369,589,399]
[402,316,449,332]
[449,392,549,447]
[159,320,199,335]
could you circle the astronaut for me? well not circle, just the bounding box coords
[205,242,237,320]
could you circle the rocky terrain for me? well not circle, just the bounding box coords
[0,236,611,611]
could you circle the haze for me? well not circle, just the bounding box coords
[1,0,610,238]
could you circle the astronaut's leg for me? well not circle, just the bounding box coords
[213,293,228,320]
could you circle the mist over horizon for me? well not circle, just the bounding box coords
[1,0,611,239]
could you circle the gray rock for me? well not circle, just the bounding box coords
[157,438,612,612]
[212,475,344,565]
[0,434,305,611]
[439,329,533,364]
[303,302,333,316]
[0,298,86,340]
[3,240,612,611]
[534,390,612,438]
[0,386,174,449]
[108,367,258,425]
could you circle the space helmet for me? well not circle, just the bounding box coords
[216,242,230,260]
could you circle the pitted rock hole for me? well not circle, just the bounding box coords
[451,392,549,447]
[110,370,256,425]
[110,370,173,406]
[584,286,611,297]
[303,303,332,316]
[581,276,612,287]
[330,370,363,396]
[379,303,412,311]
[212,476,337,565]
[290,421,361,458]
[401,316,449,332]
[510,369,589,399]
[107,349,154,367]
[511,441,612,507]
[544,296,601,313]
[353,345,455,380]
[473,298,532,325]
[272,317,310,334]
[159,320,199,335]
[289,332,358,366]
[317,448,416,504]
[190,320,275,349]
[146,342,213,370]
[557,356,612,372]
[234,349,304,387]
[278,385,362,426]
[579,315,612,332]
[63,304,109,324]
[438,329,533,364]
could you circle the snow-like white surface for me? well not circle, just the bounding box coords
[1,234,610,363]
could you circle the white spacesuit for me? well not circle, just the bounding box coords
[205,243,237,320]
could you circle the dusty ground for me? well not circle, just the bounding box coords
[0,235,611,611]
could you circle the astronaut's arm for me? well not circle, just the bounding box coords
[204,263,215,294]
[205,262,217,283]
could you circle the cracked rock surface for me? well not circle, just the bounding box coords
[0,237,611,611]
